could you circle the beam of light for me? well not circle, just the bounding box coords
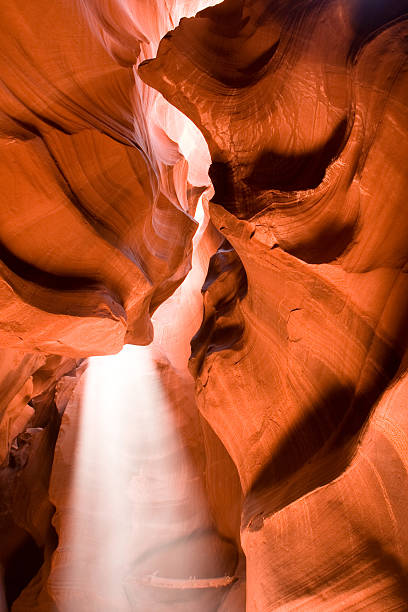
[48,345,216,611]
[45,3,226,608]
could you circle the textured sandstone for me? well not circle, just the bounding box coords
[0,351,79,610]
[0,0,407,610]
[140,0,408,608]
[0,0,203,356]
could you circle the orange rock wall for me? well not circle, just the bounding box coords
[141,0,408,609]
[0,0,408,610]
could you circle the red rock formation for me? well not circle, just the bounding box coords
[0,0,204,356]
[1,0,408,610]
[140,0,408,608]
[0,351,80,610]
[0,0,211,608]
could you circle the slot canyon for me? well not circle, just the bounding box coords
[0,0,407,610]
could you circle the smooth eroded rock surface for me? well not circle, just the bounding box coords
[140,0,408,608]
[0,0,407,610]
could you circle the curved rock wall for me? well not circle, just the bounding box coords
[0,0,407,610]
[0,0,212,356]
[0,0,215,607]
[140,0,408,608]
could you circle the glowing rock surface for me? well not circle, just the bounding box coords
[0,0,408,610]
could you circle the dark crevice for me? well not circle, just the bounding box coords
[239,39,280,75]
[349,0,408,59]
[286,220,356,264]
[0,240,96,291]
[245,118,348,193]
[4,532,44,608]
[190,243,248,378]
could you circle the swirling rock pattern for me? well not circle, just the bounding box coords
[0,0,205,357]
[0,0,407,609]
[140,0,408,608]
[0,0,215,608]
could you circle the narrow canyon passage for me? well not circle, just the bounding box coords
[0,0,408,610]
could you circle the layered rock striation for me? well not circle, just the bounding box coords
[0,0,408,610]
[0,0,208,357]
[140,0,408,608]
